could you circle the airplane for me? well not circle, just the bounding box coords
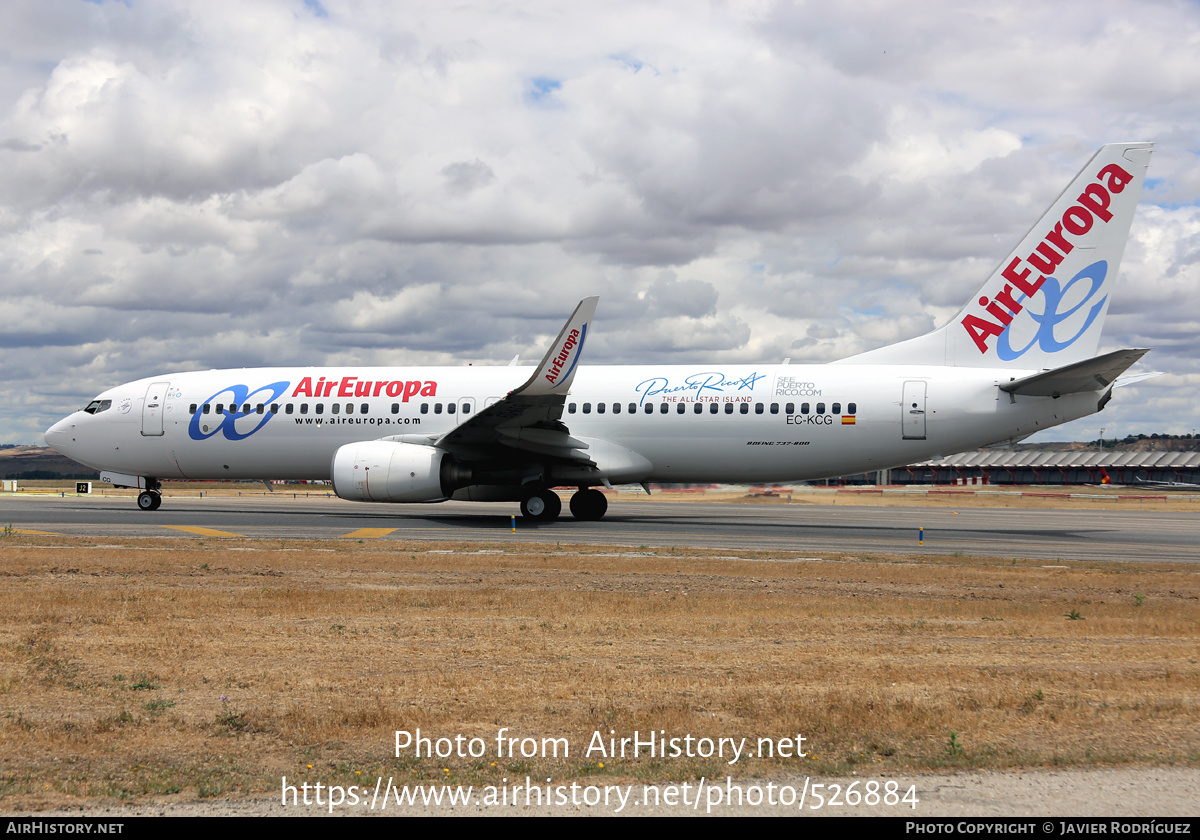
[1134,473,1200,489]
[44,142,1155,522]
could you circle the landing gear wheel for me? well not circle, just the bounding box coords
[569,488,608,521]
[520,489,561,522]
[137,490,162,511]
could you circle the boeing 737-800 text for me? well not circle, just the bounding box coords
[44,143,1155,522]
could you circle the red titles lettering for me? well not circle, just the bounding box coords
[544,329,580,384]
[962,315,1007,354]
[290,376,438,401]
[1077,183,1113,222]
[1097,163,1132,193]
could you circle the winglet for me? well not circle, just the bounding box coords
[510,296,598,397]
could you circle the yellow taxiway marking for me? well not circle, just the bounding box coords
[13,528,62,535]
[340,528,398,539]
[163,525,246,538]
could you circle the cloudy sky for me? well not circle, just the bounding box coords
[3,0,1199,444]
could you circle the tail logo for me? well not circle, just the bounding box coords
[961,161,1133,355]
[995,262,1108,360]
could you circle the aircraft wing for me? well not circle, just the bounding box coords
[999,348,1150,398]
[429,296,599,464]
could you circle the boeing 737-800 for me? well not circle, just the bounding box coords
[44,143,1154,522]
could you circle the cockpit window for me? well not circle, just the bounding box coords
[82,399,112,415]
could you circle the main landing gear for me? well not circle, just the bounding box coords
[569,487,607,521]
[136,478,162,511]
[520,488,562,522]
[519,487,608,522]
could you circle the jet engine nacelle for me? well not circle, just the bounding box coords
[330,440,465,503]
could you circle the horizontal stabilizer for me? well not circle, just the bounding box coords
[999,348,1149,397]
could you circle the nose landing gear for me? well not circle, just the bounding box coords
[136,478,162,511]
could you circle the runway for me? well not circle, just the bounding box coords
[4,492,1198,563]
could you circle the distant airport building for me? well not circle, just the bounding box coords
[875,451,1200,486]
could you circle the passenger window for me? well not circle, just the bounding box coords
[612,403,620,414]
[596,403,605,414]
[801,403,809,414]
[434,403,443,414]
[300,404,308,415]
[568,403,576,414]
[189,403,197,414]
[644,403,653,414]
[316,404,324,415]
[256,404,264,415]
[770,403,779,414]
[391,403,399,415]
[740,403,749,414]
[785,403,794,414]
[693,404,702,414]
[242,403,251,414]
[754,403,764,415]
[460,403,470,415]
[583,403,591,414]
[709,403,718,414]
[216,405,224,415]
[421,403,429,414]
[203,404,211,415]
[832,402,841,414]
[660,403,669,414]
[286,404,293,414]
[629,403,637,414]
[270,404,278,414]
[332,403,340,415]
[447,403,456,415]
[677,403,686,414]
[816,403,825,414]
[848,402,857,414]
[724,403,733,414]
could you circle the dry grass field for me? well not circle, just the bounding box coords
[1,530,1197,811]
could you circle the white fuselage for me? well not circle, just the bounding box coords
[44,362,1100,486]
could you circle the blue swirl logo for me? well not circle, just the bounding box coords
[188,381,291,441]
[996,261,1108,361]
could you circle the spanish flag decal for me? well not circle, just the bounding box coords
[841,415,856,425]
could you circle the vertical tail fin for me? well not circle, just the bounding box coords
[838,142,1152,368]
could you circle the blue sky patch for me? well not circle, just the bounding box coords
[528,77,562,104]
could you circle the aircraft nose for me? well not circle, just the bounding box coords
[44,417,74,452]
